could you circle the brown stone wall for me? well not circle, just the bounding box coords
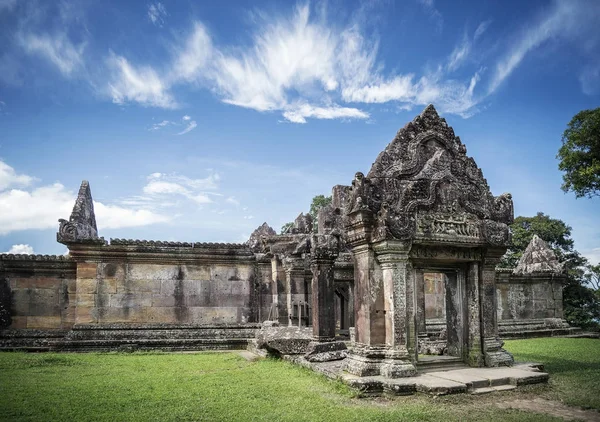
[73,259,257,325]
[0,256,76,330]
[495,271,563,320]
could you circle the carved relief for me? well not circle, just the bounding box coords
[345,105,513,246]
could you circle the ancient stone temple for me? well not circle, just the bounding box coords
[0,105,572,372]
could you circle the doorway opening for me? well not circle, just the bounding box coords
[416,269,466,365]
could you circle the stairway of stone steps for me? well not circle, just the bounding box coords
[416,356,468,373]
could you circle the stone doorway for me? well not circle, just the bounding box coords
[416,267,467,364]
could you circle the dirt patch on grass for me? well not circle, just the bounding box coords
[496,398,600,421]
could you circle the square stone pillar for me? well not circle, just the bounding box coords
[304,235,347,362]
[466,261,484,366]
[372,240,417,378]
[311,257,336,341]
[481,249,513,366]
[343,209,415,378]
[283,257,308,327]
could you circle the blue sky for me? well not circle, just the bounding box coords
[0,0,599,264]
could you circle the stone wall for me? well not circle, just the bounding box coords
[0,255,76,330]
[496,270,564,321]
[67,241,259,326]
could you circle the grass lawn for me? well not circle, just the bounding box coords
[504,337,600,409]
[0,337,597,422]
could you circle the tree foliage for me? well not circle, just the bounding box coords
[501,212,599,328]
[557,107,600,198]
[308,195,332,225]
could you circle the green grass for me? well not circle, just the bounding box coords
[0,338,598,421]
[504,337,600,409]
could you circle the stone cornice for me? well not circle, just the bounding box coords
[0,254,76,275]
[66,243,255,264]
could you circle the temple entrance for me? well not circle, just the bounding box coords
[415,267,467,364]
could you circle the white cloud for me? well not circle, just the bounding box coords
[243,215,254,220]
[107,52,177,108]
[18,31,85,77]
[583,247,600,265]
[0,161,35,190]
[147,2,167,27]
[150,120,174,131]
[182,115,191,121]
[94,202,170,229]
[4,244,34,254]
[488,1,600,95]
[226,196,240,206]
[282,103,369,124]
[0,163,171,235]
[474,20,492,40]
[178,120,197,135]
[142,172,218,205]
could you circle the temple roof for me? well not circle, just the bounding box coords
[513,235,563,275]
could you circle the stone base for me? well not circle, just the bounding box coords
[304,341,347,362]
[483,337,514,367]
[343,345,416,378]
[380,359,417,378]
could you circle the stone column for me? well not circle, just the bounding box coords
[415,271,426,334]
[373,240,417,378]
[466,261,483,366]
[481,249,513,366]
[255,254,273,323]
[304,234,347,362]
[283,257,307,327]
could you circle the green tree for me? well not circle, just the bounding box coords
[557,107,600,198]
[309,195,332,231]
[280,222,294,234]
[500,212,599,328]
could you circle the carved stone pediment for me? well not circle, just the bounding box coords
[345,105,513,247]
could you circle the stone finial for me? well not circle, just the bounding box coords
[513,235,564,275]
[57,180,101,244]
[247,222,276,252]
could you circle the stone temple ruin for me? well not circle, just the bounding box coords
[0,105,576,393]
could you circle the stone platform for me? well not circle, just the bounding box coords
[283,355,548,396]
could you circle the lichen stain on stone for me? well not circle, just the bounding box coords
[174,266,187,322]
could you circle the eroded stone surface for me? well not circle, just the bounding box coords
[514,235,564,275]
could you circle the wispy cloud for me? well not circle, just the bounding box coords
[417,0,443,32]
[488,1,600,95]
[178,119,197,135]
[147,2,167,27]
[150,120,174,131]
[107,51,177,108]
[142,172,218,205]
[18,31,86,77]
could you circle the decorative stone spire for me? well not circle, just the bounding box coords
[513,235,564,274]
[57,180,102,244]
[247,222,276,252]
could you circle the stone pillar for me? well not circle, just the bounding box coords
[415,271,426,334]
[481,249,513,366]
[373,240,417,378]
[283,257,307,327]
[343,210,415,377]
[271,256,285,324]
[255,254,273,323]
[304,234,347,362]
[466,261,484,366]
